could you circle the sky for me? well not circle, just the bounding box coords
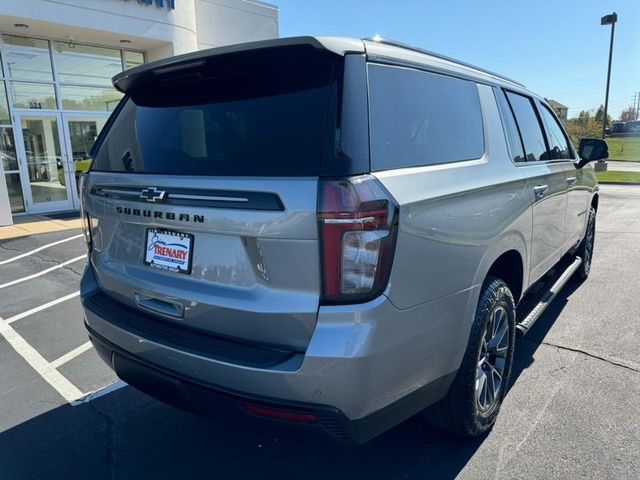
[272,0,640,120]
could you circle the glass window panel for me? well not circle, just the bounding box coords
[0,83,10,124]
[53,42,122,86]
[2,35,53,81]
[1,128,17,170]
[67,117,107,173]
[506,91,548,162]
[539,104,572,159]
[11,82,57,109]
[4,172,25,213]
[60,85,123,111]
[21,116,68,204]
[368,64,484,170]
[124,51,145,70]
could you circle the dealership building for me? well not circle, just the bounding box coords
[0,0,279,225]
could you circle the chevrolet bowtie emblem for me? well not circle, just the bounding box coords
[140,187,166,203]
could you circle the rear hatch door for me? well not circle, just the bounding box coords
[84,44,340,351]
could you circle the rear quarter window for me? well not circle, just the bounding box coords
[368,64,484,171]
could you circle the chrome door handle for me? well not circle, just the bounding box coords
[532,185,549,199]
[564,176,577,185]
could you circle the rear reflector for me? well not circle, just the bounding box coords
[242,404,316,423]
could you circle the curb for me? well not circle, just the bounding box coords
[597,181,640,186]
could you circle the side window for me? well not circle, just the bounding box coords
[368,64,484,170]
[505,91,548,162]
[495,89,526,163]
[539,104,572,159]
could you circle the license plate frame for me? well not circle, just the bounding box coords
[144,228,194,275]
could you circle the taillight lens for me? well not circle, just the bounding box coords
[318,175,398,303]
[78,174,92,249]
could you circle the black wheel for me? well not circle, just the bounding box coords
[576,206,596,280]
[424,277,516,437]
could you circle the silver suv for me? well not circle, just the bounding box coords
[79,36,604,443]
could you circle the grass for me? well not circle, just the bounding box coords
[606,136,640,161]
[595,170,640,183]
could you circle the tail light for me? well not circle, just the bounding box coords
[318,175,398,303]
[78,174,92,249]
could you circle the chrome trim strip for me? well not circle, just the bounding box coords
[169,194,249,203]
[322,217,376,224]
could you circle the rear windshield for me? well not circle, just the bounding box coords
[92,50,336,176]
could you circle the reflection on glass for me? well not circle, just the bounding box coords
[1,128,17,170]
[21,116,68,204]
[67,117,107,173]
[4,173,25,213]
[53,42,122,86]
[124,51,145,70]
[0,83,10,124]
[60,85,123,111]
[67,117,107,194]
[2,35,53,81]
[11,82,57,109]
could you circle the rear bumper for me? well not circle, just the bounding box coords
[87,326,454,444]
[81,262,471,443]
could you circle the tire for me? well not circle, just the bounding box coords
[576,206,596,280]
[424,277,516,437]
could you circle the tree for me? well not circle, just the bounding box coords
[620,105,638,122]
[594,105,612,126]
[565,113,600,146]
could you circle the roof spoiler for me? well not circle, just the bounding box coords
[112,36,363,94]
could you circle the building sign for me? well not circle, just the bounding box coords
[125,0,176,10]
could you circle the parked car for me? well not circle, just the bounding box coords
[79,36,605,443]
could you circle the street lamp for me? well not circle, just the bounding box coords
[601,12,617,139]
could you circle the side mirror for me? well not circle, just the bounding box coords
[577,138,608,168]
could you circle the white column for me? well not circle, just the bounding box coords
[0,168,13,226]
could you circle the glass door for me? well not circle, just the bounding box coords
[61,113,110,200]
[15,112,75,213]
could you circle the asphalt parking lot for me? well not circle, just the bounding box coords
[1,184,639,479]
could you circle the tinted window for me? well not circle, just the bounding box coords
[368,64,484,170]
[539,104,572,159]
[495,89,525,163]
[505,91,548,162]
[92,52,335,176]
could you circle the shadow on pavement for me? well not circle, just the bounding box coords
[0,279,582,480]
[0,386,485,479]
[510,277,583,387]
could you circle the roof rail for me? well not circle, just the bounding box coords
[363,36,525,88]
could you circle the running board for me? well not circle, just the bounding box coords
[516,256,583,337]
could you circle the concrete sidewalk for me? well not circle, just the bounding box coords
[0,215,82,241]
[607,160,640,172]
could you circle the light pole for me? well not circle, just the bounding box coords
[601,12,617,138]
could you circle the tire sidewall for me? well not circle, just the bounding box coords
[464,280,516,435]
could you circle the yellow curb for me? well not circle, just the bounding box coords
[0,218,82,240]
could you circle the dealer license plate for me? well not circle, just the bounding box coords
[144,228,193,274]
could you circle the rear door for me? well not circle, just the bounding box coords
[83,46,340,351]
[503,90,568,285]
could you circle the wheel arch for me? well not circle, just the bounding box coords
[485,250,524,303]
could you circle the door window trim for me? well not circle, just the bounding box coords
[502,88,577,167]
[535,98,577,160]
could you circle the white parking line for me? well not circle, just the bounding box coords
[0,316,83,402]
[50,341,93,369]
[0,234,84,266]
[0,255,86,290]
[71,380,127,406]
[5,291,80,324]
